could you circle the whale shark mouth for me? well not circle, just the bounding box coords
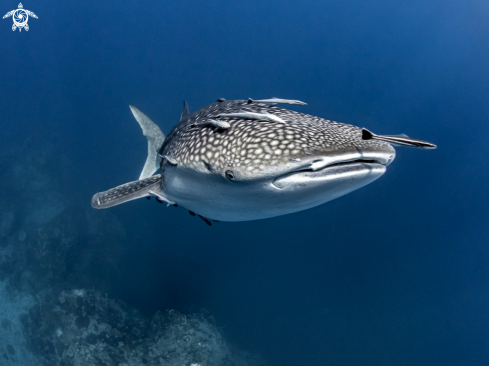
[311,158,383,170]
[272,159,386,190]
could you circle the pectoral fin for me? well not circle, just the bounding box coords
[92,174,174,209]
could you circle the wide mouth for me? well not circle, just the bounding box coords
[272,159,386,189]
[308,158,383,171]
[292,156,387,175]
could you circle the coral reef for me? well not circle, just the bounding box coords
[22,289,249,366]
[0,149,264,366]
[0,281,37,366]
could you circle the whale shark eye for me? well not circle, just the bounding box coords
[225,170,236,181]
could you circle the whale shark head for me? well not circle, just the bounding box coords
[159,100,396,221]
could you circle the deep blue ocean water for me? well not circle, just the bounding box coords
[1,0,489,365]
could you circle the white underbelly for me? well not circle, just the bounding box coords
[163,164,385,222]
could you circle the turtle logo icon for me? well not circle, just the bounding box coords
[3,3,37,32]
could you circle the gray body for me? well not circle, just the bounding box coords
[92,99,434,221]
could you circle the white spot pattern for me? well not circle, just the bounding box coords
[159,100,390,177]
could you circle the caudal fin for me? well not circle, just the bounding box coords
[129,105,166,180]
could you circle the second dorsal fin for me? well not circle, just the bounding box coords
[180,101,190,122]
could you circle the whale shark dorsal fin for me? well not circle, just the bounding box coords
[180,101,190,122]
[129,105,166,180]
[91,174,174,209]
[362,128,437,149]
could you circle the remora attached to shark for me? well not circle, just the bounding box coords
[91,98,436,221]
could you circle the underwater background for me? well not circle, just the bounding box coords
[1,0,488,365]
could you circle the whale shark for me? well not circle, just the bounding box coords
[91,98,436,222]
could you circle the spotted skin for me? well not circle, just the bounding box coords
[159,99,388,178]
[92,98,401,221]
[92,174,162,208]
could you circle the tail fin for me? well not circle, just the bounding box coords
[91,174,173,209]
[129,105,165,180]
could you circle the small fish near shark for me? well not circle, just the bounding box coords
[91,98,436,222]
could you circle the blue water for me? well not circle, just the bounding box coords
[2,0,489,365]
